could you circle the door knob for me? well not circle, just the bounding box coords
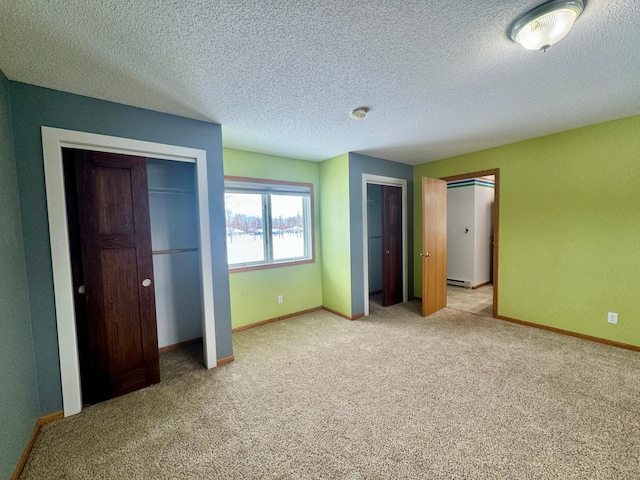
[385,250,390,254]
[77,285,85,294]
[142,278,152,287]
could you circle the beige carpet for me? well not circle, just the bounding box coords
[21,301,640,479]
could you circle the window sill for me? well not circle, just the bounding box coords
[229,257,315,273]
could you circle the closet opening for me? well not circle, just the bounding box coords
[43,127,216,416]
[362,174,408,317]
[147,159,203,355]
[62,151,205,405]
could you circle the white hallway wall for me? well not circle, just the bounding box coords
[446,178,494,287]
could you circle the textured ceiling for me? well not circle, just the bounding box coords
[1,0,639,165]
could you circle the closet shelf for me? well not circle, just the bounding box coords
[153,248,199,255]
[148,187,195,195]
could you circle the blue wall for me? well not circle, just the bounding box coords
[0,72,40,478]
[348,153,414,316]
[10,82,233,414]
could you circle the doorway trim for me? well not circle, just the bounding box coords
[441,169,500,317]
[362,174,408,316]
[42,127,217,417]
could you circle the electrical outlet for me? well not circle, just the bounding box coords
[607,312,618,324]
[278,295,283,304]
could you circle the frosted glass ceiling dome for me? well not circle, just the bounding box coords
[510,0,584,51]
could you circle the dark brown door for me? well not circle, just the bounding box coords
[64,148,159,403]
[382,185,403,306]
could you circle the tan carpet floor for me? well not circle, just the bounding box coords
[21,301,640,479]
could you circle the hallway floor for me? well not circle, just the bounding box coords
[446,284,493,317]
[370,284,493,318]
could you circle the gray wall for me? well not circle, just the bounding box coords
[0,71,40,478]
[348,153,414,316]
[10,82,232,415]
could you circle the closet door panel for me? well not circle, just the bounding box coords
[70,148,160,402]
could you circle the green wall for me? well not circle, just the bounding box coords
[223,149,322,328]
[319,153,352,317]
[0,70,39,478]
[414,114,640,346]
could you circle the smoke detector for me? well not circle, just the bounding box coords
[350,107,369,120]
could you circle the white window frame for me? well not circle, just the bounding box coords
[224,177,314,271]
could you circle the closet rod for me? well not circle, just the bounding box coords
[148,187,195,195]
[152,248,199,255]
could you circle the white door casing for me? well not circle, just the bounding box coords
[42,127,217,417]
[361,174,408,316]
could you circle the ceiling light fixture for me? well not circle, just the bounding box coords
[350,107,369,120]
[510,0,584,51]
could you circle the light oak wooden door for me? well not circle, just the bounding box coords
[421,176,447,316]
[65,148,160,403]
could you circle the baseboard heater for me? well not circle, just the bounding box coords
[447,279,472,288]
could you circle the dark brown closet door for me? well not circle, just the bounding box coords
[66,148,159,402]
[382,185,403,306]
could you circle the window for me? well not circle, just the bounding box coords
[224,177,314,270]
